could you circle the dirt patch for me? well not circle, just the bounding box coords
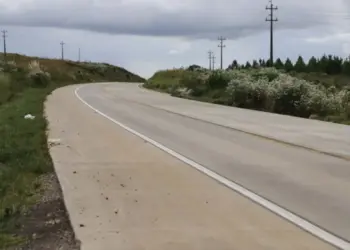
[6,174,80,250]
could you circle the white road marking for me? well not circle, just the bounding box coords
[75,84,350,250]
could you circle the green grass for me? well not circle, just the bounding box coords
[144,69,184,91]
[0,234,26,248]
[0,87,55,248]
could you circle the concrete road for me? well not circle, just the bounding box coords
[75,82,350,245]
[104,83,350,160]
[46,85,338,250]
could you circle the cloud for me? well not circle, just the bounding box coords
[1,1,350,78]
[342,43,350,56]
[168,41,191,55]
[0,0,349,40]
[168,50,180,55]
[305,33,350,44]
[305,32,350,56]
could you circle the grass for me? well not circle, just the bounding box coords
[0,234,26,248]
[0,87,54,248]
[144,69,185,92]
[0,53,145,248]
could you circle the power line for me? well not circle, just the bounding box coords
[218,36,226,70]
[208,50,213,70]
[266,0,278,66]
[2,30,8,64]
[60,41,65,60]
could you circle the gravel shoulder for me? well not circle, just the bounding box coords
[6,173,80,250]
[45,84,335,250]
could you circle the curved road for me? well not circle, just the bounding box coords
[77,82,350,245]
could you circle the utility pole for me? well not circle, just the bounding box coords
[218,36,226,69]
[212,54,216,70]
[60,41,65,60]
[208,50,213,70]
[78,48,81,62]
[2,30,8,64]
[266,0,278,67]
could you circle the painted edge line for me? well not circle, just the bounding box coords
[75,84,349,250]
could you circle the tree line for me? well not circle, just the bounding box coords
[227,55,350,76]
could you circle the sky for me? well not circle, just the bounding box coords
[0,0,350,78]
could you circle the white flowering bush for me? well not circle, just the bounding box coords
[225,68,350,118]
[179,71,209,96]
[27,60,51,87]
[151,66,349,122]
[28,60,43,75]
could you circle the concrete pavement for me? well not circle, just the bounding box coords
[75,82,350,244]
[45,83,350,249]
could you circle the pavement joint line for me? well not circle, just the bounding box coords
[75,84,350,250]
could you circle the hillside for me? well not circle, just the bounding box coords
[3,53,145,82]
[0,54,144,249]
[0,53,145,105]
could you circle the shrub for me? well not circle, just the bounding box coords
[28,60,42,75]
[27,61,51,88]
[225,68,349,119]
[226,74,276,111]
[149,67,350,123]
[345,103,350,119]
[251,67,280,82]
[29,73,51,88]
[207,70,231,89]
[180,71,208,96]
[271,74,309,116]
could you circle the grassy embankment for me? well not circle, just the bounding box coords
[0,53,145,248]
[145,67,350,125]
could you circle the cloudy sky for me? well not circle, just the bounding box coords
[0,0,350,78]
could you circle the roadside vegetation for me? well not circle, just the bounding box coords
[0,53,145,249]
[145,55,350,125]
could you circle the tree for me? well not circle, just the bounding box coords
[266,59,272,67]
[232,60,238,69]
[342,57,350,75]
[318,54,328,73]
[274,58,284,69]
[227,60,239,70]
[315,54,343,75]
[294,56,307,72]
[307,56,318,72]
[245,61,252,69]
[187,64,201,71]
[327,55,343,75]
[252,60,259,68]
[284,58,294,72]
